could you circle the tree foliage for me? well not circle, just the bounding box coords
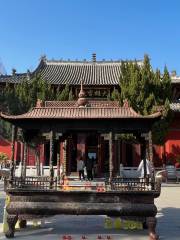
[111,88,120,101]
[119,54,172,145]
[0,74,71,139]
[56,84,69,101]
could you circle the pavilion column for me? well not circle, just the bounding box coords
[97,135,103,177]
[35,147,41,176]
[109,132,114,181]
[22,142,27,179]
[63,139,67,175]
[57,137,61,182]
[148,131,153,165]
[141,136,147,178]
[148,131,155,187]
[49,130,55,187]
[10,125,17,181]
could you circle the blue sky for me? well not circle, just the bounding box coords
[0,0,179,74]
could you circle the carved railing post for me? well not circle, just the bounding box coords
[50,130,55,188]
[10,125,17,182]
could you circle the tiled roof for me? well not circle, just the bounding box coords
[0,73,27,84]
[0,103,161,120]
[35,59,123,85]
[0,58,141,86]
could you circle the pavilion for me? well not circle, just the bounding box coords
[0,83,161,239]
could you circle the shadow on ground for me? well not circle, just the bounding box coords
[157,207,180,239]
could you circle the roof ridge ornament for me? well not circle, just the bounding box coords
[92,53,96,62]
[77,79,88,107]
[40,55,47,62]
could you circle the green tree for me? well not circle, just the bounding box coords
[161,66,172,102]
[111,88,120,101]
[119,54,172,145]
[68,88,74,101]
[56,84,69,101]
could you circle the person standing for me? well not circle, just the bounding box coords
[85,157,94,181]
[137,158,153,178]
[77,158,85,180]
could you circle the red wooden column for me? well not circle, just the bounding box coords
[109,132,114,180]
[112,137,116,175]
[60,141,64,165]
[22,142,27,179]
[57,138,61,181]
[133,144,141,166]
[20,142,24,165]
[148,131,153,165]
[97,135,104,177]
[60,138,67,175]
[40,144,45,166]
[66,137,72,174]
[35,146,40,176]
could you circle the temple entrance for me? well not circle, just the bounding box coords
[44,141,50,166]
[102,140,109,175]
[126,143,133,167]
[68,133,99,176]
[44,140,58,166]
[86,133,98,177]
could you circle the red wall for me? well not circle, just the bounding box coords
[153,112,180,166]
[0,137,11,159]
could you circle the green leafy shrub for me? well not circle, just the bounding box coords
[0,152,9,164]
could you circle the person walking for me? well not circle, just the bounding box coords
[77,158,85,180]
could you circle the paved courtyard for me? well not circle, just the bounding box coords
[0,181,180,239]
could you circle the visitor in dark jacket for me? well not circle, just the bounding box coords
[85,157,94,181]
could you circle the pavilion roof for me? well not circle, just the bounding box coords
[0,100,161,120]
